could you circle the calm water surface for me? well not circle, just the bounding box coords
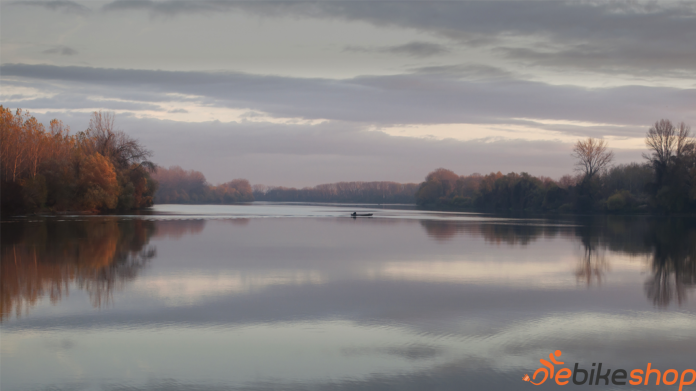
[2,203,695,390]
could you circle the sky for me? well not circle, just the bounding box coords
[1,0,695,186]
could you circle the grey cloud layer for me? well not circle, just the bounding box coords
[99,0,696,76]
[346,41,449,58]
[3,1,691,185]
[9,0,91,14]
[4,64,694,135]
[42,46,79,56]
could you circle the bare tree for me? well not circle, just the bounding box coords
[643,119,694,170]
[84,111,153,171]
[572,138,614,179]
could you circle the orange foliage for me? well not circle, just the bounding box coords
[1,107,157,213]
[79,153,120,210]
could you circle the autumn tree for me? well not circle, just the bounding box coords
[415,168,460,205]
[1,107,157,214]
[215,179,254,203]
[152,166,208,203]
[1,108,40,182]
[80,112,157,210]
[79,153,120,210]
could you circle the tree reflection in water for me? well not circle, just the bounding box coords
[420,216,696,307]
[643,219,696,307]
[419,219,560,245]
[2,214,694,321]
[0,218,204,321]
[574,217,695,307]
[574,223,610,286]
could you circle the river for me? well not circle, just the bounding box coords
[1,203,695,390]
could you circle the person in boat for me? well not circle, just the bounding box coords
[351,212,357,217]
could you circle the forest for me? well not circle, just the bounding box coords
[252,182,419,204]
[151,168,418,204]
[0,107,254,214]
[152,166,253,204]
[414,121,696,214]
[1,107,157,214]
[2,107,694,215]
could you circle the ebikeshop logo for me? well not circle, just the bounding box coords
[523,350,696,390]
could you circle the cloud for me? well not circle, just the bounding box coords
[98,1,696,78]
[101,0,235,15]
[0,62,684,185]
[342,344,446,361]
[3,63,694,134]
[0,90,164,112]
[346,41,449,58]
[385,41,448,57]
[9,0,91,14]
[410,64,518,80]
[42,46,79,56]
[498,44,696,78]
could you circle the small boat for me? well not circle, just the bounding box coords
[351,212,373,217]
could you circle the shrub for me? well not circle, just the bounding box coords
[607,192,627,211]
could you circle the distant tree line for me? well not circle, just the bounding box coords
[4,108,693,215]
[252,181,419,204]
[415,119,696,214]
[152,166,253,204]
[1,107,157,214]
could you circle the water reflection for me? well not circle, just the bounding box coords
[151,219,206,239]
[2,207,696,391]
[420,216,696,306]
[3,214,695,323]
[574,243,609,286]
[574,222,610,286]
[1,219,154,320]
[643,219,696,307]
[596,217,695,307]
[0,218,210,320]
[420,219,564,245]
